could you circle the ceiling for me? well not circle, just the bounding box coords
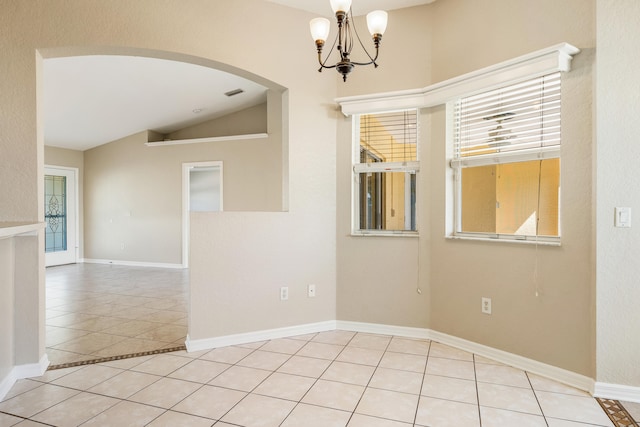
[44,56,268,151]
[266,0,435,16]
[44,0,435,152]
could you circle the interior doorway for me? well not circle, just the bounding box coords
[182,161,223,267]
[44,166,78,267]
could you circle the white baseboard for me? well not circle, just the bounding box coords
[13,353,50,380]
[427,329,595,394]
[336,320,431,340]
[0,371,16,402]
[0,354,49,401]
[594,382,640,403]
[338,321,593,393]
[82,258,184,269]
[186,321,337,352]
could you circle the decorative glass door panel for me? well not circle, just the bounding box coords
[44,167,77,266]
[45,175,67,253]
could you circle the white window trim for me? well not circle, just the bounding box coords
[336,43,579,116]
[448,70,564,244]
[338,43,578,245]
[351,112,420,237]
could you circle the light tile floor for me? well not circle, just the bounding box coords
[620,400,640,424]
[1,331,616,427]
[46,264,188,366]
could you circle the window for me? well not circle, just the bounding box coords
[353,109,419,234]
[450,73,561,242]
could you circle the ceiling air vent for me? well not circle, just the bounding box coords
[224,88,244,97]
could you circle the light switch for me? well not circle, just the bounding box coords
[615,207,631,228]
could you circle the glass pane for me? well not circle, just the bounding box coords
[358,171,416,231]
[460,159,560,236]
[359,110,418,163]
[44,175,67,252]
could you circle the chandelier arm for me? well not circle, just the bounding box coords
[350,9,378,65]
[317,34,340,71]
[349,50,379,66]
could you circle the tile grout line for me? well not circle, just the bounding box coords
[525,370,550,427]
[6,327,621,427]
[202,336,299,426]
[343,332,394,426]
[473,353,483,427]
[412,337,432,426]
[278,331,356,426]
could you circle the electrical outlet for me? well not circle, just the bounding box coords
[308,284,316,297]
[280,287,289,301]
[482,297,492,314]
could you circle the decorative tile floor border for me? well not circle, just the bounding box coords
[598,398,639,427]
[47,345,187,370]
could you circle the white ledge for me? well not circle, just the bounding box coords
[337,42,580,116]
[145,133,268,147]
[0,222,44,239]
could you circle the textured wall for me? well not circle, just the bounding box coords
[336,0,596,377]
[83,120,282,264]
[428,0,595,377]
[595,0,640,386]
[1,0,336,370]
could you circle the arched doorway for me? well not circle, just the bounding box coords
[39,47,288,366]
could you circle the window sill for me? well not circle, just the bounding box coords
[351,231,419,238]
[446,234,561,246]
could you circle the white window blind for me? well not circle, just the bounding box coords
[358,110,418,166]
[451,72,561,168]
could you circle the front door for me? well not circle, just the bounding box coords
[44,166,78,266]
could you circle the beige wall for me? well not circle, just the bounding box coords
[427,0,595,377]
[336,0,596,377]
[168,102,267,140]
[46,100,274,266]
[44,146,84,258]
[1,0,335,376]
[595,0,640,386]
[83,116,283,264]
[2,0,640,391]
[190,211,337,339]
[336,6,433,330]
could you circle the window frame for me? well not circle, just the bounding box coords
[336,44,580,244]
[447,73,563,245]
[351,110,420,237]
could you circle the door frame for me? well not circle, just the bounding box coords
[44,165,79,266]
[182,161,223,268]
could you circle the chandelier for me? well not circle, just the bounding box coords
[309,0,388,82]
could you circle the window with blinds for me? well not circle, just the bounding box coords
[354,109,419,233]
[450,73,561,240]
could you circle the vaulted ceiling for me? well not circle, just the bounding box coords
[44,0,435,152]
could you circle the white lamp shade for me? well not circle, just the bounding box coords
[310,17,331,42]
[330,0,352,14]
[366,10,388,36]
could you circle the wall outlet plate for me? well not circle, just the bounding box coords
[280,286,288,301]
[482,297,492,314]
[308,284,316,297]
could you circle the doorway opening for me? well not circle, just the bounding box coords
[182,161,223,268]
[39,46,287,368]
